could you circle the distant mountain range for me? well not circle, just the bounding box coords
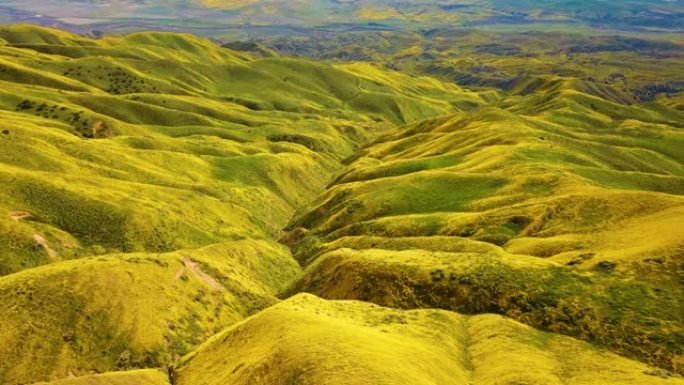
[1,0,682,38]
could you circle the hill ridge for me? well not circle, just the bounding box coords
[0,24,681,384]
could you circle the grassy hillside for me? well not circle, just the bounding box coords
[0,24,487,276]
[0,240,299,383]
[36,370,169,385]
[0,24,492,384]
[174,294,682,385]
[0,24,682,384]
[262,29,684,102]
[284,78,684,372]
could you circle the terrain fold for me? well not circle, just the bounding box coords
[0,24,681,385]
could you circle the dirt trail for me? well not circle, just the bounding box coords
[179,257,225,291]
[9,211,59,260]
[33,234,58,259]
[9,211,32,221]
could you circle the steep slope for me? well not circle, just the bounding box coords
[36,369,169,385]
[0,24,682,385]
[284,88,684,372]
[173,294,682,385]
[0,24,486,275]
[0,25,490,384]
[0,241,298,384]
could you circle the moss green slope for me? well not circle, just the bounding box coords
[0,24,495,385]
[0,24,488,276]
[0,23,682,384]
[285,87,684,372]
[36,369,169,385]
[0,240,298,384]
[174,294,683,385]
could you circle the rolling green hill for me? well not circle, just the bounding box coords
[36,369,169,385]
[285,81,684,373]
[173,294,684,385]
[0,24,490,384]
[0,24,486,275]
[0,23,682,385]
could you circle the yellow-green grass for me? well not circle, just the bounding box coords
[265,30,683,100]
[0,23,682,383]
[0,24,490,275]
[0,26,496,384]
[285,91,684,372]
[0,116,322,273]
[0,240,298,384]
[0,24,496,384]
[287,247,683,373]
[414,39,684,91]
[174,293,683,385]
[35,369,169,385]
[290,105,683,264]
